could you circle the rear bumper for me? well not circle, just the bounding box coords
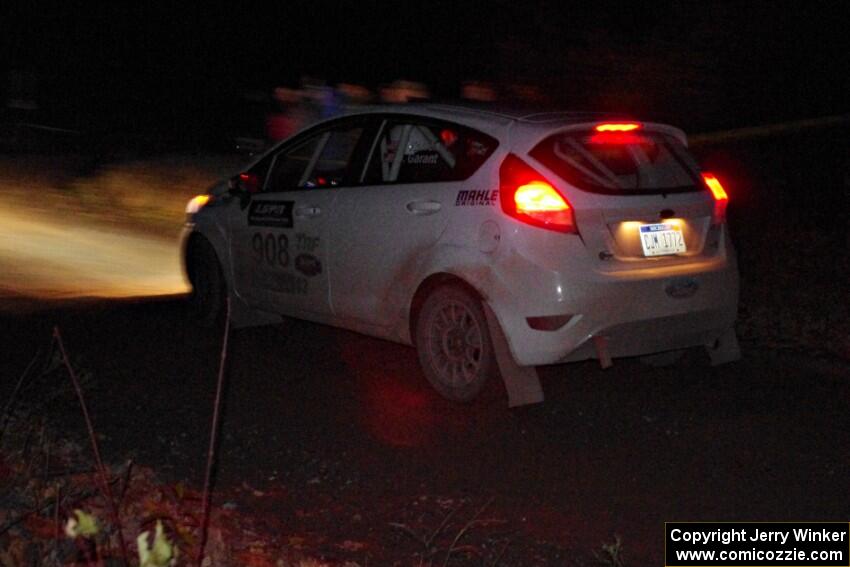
[488,257,739,366]
[558,308,734,363]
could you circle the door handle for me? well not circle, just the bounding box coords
[406,200,441,215]
[294,205,322,218]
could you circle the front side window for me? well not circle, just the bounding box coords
[264,136,320,192]
[264,124,365,192]
[530,130,701,194]
[363,119,497,184]
[305,127,363,187]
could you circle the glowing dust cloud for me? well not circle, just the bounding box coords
[0,209,188,300]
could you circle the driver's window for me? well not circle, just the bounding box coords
[264,126,364,191]
[303,127,364,187]
[264,136,321,192]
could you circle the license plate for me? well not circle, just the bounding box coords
[639,223,686,256]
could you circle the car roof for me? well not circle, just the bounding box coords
[341,102,632,124]
[289,102,685,150]
[334,102,687,143]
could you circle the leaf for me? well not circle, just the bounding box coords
[65,509,99,538]
[138,520,178,567]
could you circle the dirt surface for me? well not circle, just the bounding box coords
[2,297,849,565]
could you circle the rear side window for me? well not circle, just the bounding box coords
[530,130,701,194]
[363,119,497,185]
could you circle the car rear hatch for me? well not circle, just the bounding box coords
[527,122,722,270]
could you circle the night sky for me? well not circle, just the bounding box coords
[3,2,848,144]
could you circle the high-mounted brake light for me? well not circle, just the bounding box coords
[702,172,729,224]
[590,123,644,144]
[500,154,577,234]
[594,122,641,132]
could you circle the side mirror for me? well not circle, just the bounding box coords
[229,172,261,195]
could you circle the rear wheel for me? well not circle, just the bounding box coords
[186,237,225,326]
[414,285,496,402]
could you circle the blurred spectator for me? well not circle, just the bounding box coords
[335,83,372,111]
[460,80,497,103]
[506,82,549,105]
[379,80,430,103]
[299,76,335,122]
[265,77,341,144]
[265,86,299,143]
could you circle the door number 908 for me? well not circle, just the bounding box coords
[252,232,289,268]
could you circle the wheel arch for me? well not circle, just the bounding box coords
[183,228,232,284]
[183,231,214,276]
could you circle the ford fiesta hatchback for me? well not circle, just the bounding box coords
[182,104,739,402]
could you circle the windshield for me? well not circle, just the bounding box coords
[530,130,701,194]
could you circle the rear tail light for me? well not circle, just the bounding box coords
[499,154,577,234]
[701,172,729,224]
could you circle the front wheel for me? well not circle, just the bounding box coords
[414,285,496,402]
[185,237,225,326]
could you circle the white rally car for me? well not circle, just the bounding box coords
[182,104,739,402]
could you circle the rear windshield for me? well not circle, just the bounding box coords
[530,130,701,194]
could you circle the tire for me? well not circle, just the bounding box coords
[414,285,496,402]
[186,237,225,326]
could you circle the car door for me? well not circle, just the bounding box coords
[228,118,371,318]
[328,115,498,327]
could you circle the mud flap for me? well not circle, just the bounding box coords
[706,326,741,366]
[483,303,544,407]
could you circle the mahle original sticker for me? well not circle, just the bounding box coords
[455,189,498,206]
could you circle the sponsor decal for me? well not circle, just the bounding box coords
[295,233,320,253]
[406,153,440,165]
[248,200,294,228]
[252,232,289,267]
[271,272,308,295]
[248,268,308,295]
[295,254,322,277]
[455,189,499,206]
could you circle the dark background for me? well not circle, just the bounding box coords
[3,1,849,148]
